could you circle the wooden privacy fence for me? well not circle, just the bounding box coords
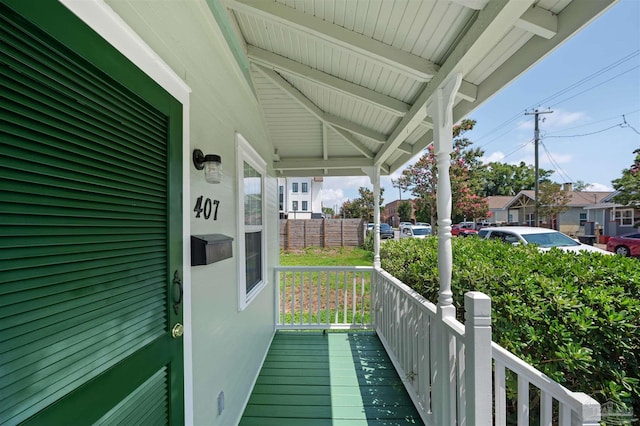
[279,218,365,249]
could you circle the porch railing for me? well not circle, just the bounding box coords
[274,266,601,425]
[275,266,373,329]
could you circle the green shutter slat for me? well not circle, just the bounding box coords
[0,225,162,237]
[94,368,168,426]
[1,129,165,189]
[1,53,166,146]
[0,139,165,197]
[0,19,167,140]
[0,269,165,324]
[0,265,164,313]
[0,252,166,294]
[1,299,165,373]
[0,92,166,178]
[0,233,164,249]
[0,258,164,297]
[1,67,166,158]
[0,284,165,346]
[1,322,165,424]
[2,183,165,213]
[1,307,165,396]
[0,245,166,274]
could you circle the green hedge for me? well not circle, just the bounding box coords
[380,236,639,415]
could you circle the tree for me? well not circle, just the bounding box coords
[612,148,640,207]
[340,187,385,221]
[480,161,553,196]
[322,207,334,217]
[397,119,488,224]
[398,201,413,222]
[573,180,591,191]
[537,181,571,226]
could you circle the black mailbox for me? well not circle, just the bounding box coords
[191,234,234,266]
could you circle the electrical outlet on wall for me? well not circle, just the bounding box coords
[217,391,224,415]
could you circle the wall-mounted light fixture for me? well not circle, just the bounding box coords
[193,149,223,184]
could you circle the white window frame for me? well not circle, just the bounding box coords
[302,200,308,211]
[301,182,308,193]
[612,208,634,226]
[236,133,267,311]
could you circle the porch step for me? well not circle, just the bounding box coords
[240,331,424,425]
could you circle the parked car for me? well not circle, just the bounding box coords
[399,224,432,239]
[606,233,640,257]
[379,223,395,239]
[478,226,612,254]
[451,223,478,237]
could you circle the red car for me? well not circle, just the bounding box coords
[451,224,478,237]
[606,233,640,257]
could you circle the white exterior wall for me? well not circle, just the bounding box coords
[76,2,278,424]
[278,177,323,218]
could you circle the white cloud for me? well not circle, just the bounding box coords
[482,151,506,163]
[584,182,613,191]
[320,188,347,210]
[545,109,588,129]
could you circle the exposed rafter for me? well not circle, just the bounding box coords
[374,0,535,167]
[226,0,440,81]
[515,6,558,39]
[248,46,410,116]
[255,64,387,144]
[275,157,389,174]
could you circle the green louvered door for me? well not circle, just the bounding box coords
[0,1,183,425]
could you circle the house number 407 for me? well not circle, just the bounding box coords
[193,196,220,220]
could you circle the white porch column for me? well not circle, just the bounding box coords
[427,73,461,307]
[371,166,382,268]
[427,73,462,426]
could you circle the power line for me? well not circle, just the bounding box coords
[546,108,640,134]
[544,123,625,139]
[549,65,640,108]
[540,141,574,183]
[494,139,533,162]
[623,114,640,136]
[541,50,639,107]
[474,50,640,147]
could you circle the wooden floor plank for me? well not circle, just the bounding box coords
[240,331,424,425]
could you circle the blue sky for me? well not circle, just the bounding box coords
[321,0,640,211]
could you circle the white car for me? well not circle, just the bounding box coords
[477,226,612,255]
[400,224,432,239]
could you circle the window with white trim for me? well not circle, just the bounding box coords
[292,182,298,193]
[579,213,587,226]
[612,209,634,226]
[302,201,308,211]
[301,182,308,193]
[236,134,267,310]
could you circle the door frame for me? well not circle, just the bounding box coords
[57,0,194,422]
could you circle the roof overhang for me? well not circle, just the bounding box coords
[216,0,617,177]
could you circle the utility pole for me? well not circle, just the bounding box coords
[525,109,552,227]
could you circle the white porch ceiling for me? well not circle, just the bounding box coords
[220,0,616,177]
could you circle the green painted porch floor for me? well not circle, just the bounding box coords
[239,331,424,426]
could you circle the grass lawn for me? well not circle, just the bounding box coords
[280,246,373,266]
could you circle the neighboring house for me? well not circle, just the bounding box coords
[505,187,614,236]
[278,177,323,219]
[383,199,416,227]
[0,1,616,425]
[584,191,639,238]
[485,196,518,225]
